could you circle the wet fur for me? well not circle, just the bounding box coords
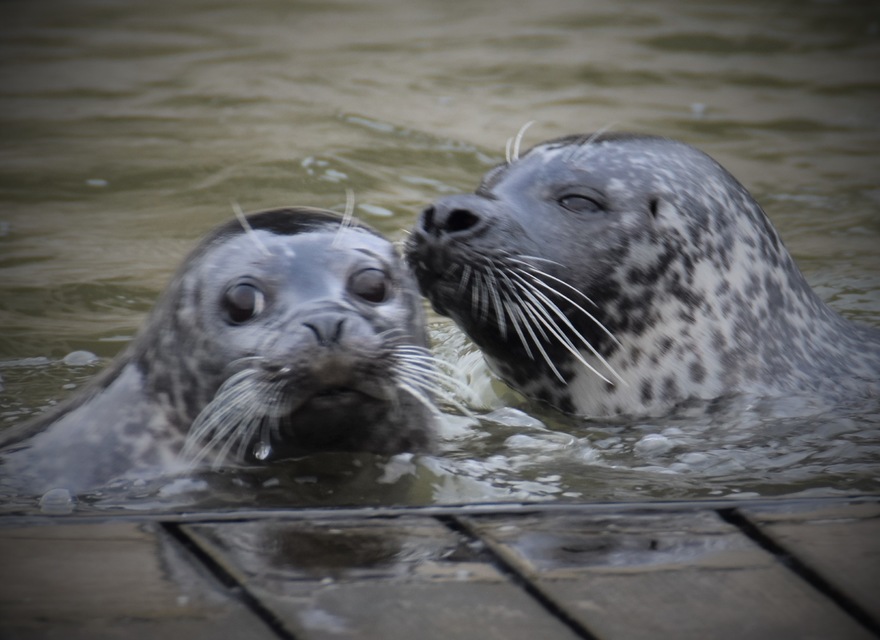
[407,133,880,417]
[1,208,441,493]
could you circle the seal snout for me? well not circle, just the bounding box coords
[409,195,490,298]
[420,204,479,237]
[303,313,346,348]
[417,194,485,239]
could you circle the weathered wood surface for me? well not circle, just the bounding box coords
[1,497,878,640]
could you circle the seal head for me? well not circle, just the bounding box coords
[407,133,880,417]
[2,208,436,493]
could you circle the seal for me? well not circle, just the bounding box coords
[406,132,880,417]
[1,207,438,494]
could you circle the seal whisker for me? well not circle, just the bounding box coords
[183,369,274,466]
[509,271,618,386]
[231,201,271,256]
[493,266,550,342]
[503,297,536,361]
[511,120,535,162]
[508,257,598,307]
[481,259,508,340]
[511,268,624,359]
[395,380,442,417]
[331,188,357,248]
[489,274,565,382]
[513,299,568,383]
[458,264,473,298]
[393,346,477,414]
[512,264,622,349]
[510,254,565,269]
[562,122,618,164]
[395,359,474,404]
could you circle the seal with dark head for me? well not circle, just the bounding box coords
[406,133,880,417]
[1,207,438,494]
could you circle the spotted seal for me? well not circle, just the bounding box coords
[406,133,880,417]
[1,207,438,493]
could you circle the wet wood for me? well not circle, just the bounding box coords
[0,521,278,640]
[0,497,877,640]
[463,509,876,640]
[183,517,583,639]
[739,502,880,623]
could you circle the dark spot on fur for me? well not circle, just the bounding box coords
[630,346,642,367]
[661,376,679,401]
[640,379,654,403]
[689,360,706,384]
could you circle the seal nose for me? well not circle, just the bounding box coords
[303,314,346,347]
[419,195,483,238]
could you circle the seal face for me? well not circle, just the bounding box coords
[406,133,880,417]
[1,208,436,493]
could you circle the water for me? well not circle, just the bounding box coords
[1,0,879,513]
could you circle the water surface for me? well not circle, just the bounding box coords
[1,0,879,512]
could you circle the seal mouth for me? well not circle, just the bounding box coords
[299,386,379,411]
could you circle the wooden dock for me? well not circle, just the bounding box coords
[1,496,878,639]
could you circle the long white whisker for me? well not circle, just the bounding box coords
[508,258,597,307]
[513,264,621,347]
[503,296,536,361]
[231,200,270,256]
[481,262,508,340]
[509,269,623,385]
[489,274,563,382]
[563,123,618,163]
[331,188,356,248]
[458,264,473,297]
[513,281,615,386]
[513,300,567,383]
[511,120,535,161]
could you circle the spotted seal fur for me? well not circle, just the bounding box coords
[1,207,439,493]
[406,133,880,417]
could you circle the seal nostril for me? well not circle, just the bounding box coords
[304,317,346,347]
[446,209,479,233]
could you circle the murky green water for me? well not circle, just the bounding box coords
[1,0,879,511]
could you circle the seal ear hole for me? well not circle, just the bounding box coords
[649,198,659,218]
[222,282,266,324]
[350,268,391,304]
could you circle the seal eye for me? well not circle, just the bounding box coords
[350,268,390,304]
[223,283,266,324]
[559,195,602,214]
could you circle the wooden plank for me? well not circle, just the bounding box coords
[0,521,278,640]
[184,516,583,640]
[738,501,880,623]
[465,510,875,640]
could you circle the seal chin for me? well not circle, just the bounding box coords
[276,387,390,456]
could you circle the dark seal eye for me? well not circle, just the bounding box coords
[222,282,266,324]
[559,194,602,214]
[350,268,391,303]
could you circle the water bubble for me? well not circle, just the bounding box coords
[62,350,99,366]
[39,488,75,514]
[634,433,674,455]
[253,441,272,461]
